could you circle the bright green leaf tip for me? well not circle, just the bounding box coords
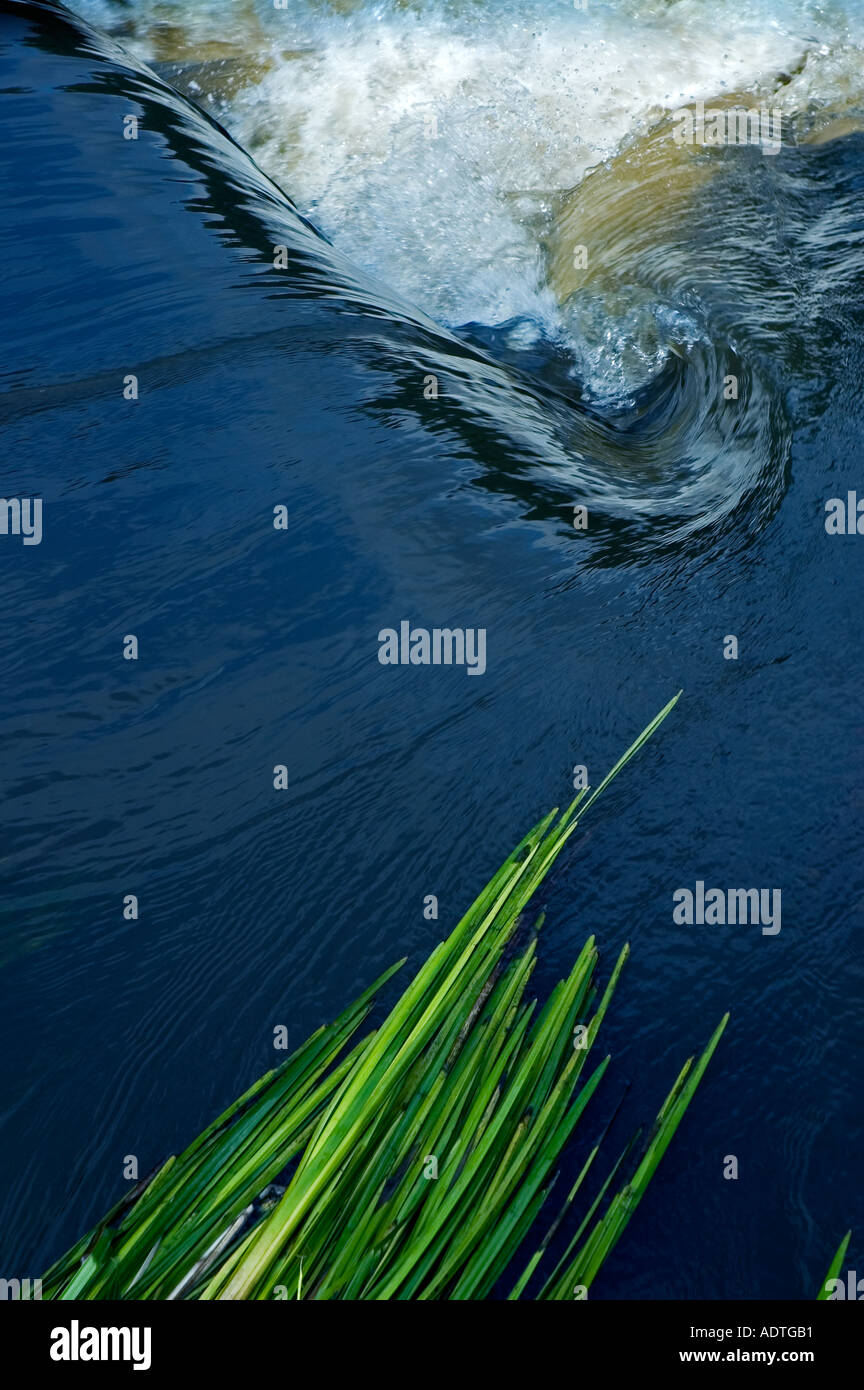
[817,1230,852,1299]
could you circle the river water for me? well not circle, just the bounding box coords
[1,0,863,1297]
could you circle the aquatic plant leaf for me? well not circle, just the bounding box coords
[817,1231,852,1300]
[42,694,724,1301]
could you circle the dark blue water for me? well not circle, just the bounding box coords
[1,0,862,1298]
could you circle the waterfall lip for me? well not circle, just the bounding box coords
[1,0,811,553]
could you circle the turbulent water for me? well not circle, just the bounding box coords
[76,0,864,391]
[68,0,864,538]
[1,0,863,1298]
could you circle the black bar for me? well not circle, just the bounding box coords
[2,1299,859,1375]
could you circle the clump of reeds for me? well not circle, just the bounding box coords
[42,693,727,1300]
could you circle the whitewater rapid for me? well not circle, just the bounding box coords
[75,2,864,370]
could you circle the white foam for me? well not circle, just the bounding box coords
[79,0,864,397]
[232,3,805,320]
